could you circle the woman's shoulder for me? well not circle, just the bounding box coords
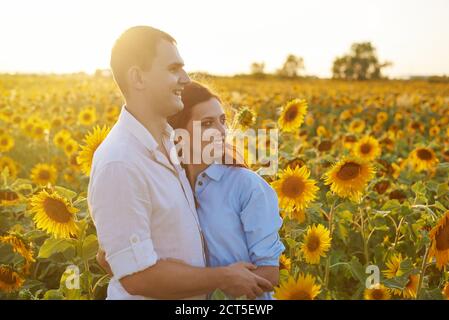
[225,166,276,196]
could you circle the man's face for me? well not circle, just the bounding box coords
[141,39,191,117]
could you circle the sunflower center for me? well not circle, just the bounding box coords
[281,176,305,198]
[83,113,91,121]
[307,234,321,252]
[0,269,15,284]
[285,106,298,122]
[435,220,449,251]
[371,289,385,300]
[42,197,73,223]
[0,138,7,145]
[38,170,50,180]
[35,127,43,135]
[336,162,361,180]
[0,190,19,201]
[290,290,312,300]
[417,149,432,160]
[360,143,372,154]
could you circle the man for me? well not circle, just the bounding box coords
[87,26,273,300]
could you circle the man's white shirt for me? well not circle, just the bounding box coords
[87,105,207,300]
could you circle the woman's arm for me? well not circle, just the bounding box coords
[253,266,280,287]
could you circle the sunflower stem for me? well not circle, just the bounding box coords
[416,245,430,300]
[323,199,336,292]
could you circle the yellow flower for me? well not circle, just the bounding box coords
[0,265,24,293]
[391,274,419,299]
[271,165,319,212]
[279,254,291,272]
[30,163,58,186]
[300,224,331,264]
[274,273,321,300]
[78,106,97,126]
[364,284,391,300]
[348,119,365,133]
[382,253,404,279]
[0,134,14,152]
[408,147,439,172]
[29,189,79,239]
[0,156,19,180]
[236,107,255,128]
[77,125,110,176]
[352,136,381,161]
[0,189,21,206]
[278,99,308,133]
[63,139,79,157]
[53,129,72,149]
[0,233,35,275]
[322,157,375,203]
[376,111,388,123]
[429,211,449,270]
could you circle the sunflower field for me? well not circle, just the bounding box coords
[1,74,449,300]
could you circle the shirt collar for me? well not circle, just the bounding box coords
[117,105,174,152]
[200,163,227,182]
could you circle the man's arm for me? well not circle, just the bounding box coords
[120,259,273,299]
[96,250,273,299]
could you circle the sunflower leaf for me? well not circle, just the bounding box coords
[38,237,76,259]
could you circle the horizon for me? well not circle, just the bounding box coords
[1,0,449,78]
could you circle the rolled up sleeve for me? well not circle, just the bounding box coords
[88,161,158,280]
[239,176,285,266]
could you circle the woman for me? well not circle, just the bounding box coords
[167,81,285,300]
[97,81,285,300]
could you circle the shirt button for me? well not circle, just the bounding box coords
[198,181,203,186]
[201,173,206,178]
[130,235,139,244]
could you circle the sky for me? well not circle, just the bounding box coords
[0,0,448,78]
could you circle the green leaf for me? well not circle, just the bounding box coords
[54,186,77,201]
[38,238,76,259]
[411,181,426,196]
[348,256,366,284]
[42,289,64,300]
[381,199,401,211]
[81,234,99,261]
[436,184,449,199]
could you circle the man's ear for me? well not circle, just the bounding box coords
[128,66,145,90]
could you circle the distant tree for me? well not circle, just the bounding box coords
[277,54,304,78]
[250,62,266,77]
[332,42,392,80]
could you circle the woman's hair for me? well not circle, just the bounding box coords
[167,81,247,168]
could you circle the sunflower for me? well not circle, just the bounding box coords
[31,121,48,140]
[0,156,19,180]
[382,253,404,279]
[408,147,439,172]
[0,189,21,206]
[271,165,319,212]
[0,265,24,293]
[29,189,79,239]
[77,125,110,176]
[274,273,321,300]
[364,284,391,300]
[278,99,308,133]
[391,274,419,299]
[279,254,291,272]
[352,136,381,161]
[322,157,376,203]
[376,111,388,123]
[283,208,306,224]
[236,107,255,128]
[300,224,332,264]
[429,211,449,270]
[0,233,35,275]
[78,106,97,126]
[53,129,72,149]
[348,119,365,133]
[63,139,79,157]
[0,134,14,152]
[30,163,57,186]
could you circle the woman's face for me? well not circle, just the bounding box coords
[185,97,227,165]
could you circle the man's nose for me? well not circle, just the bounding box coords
[179,70,191,85]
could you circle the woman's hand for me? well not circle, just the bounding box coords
[96,249,113,276]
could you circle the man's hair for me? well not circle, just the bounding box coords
[110,26,176,95]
